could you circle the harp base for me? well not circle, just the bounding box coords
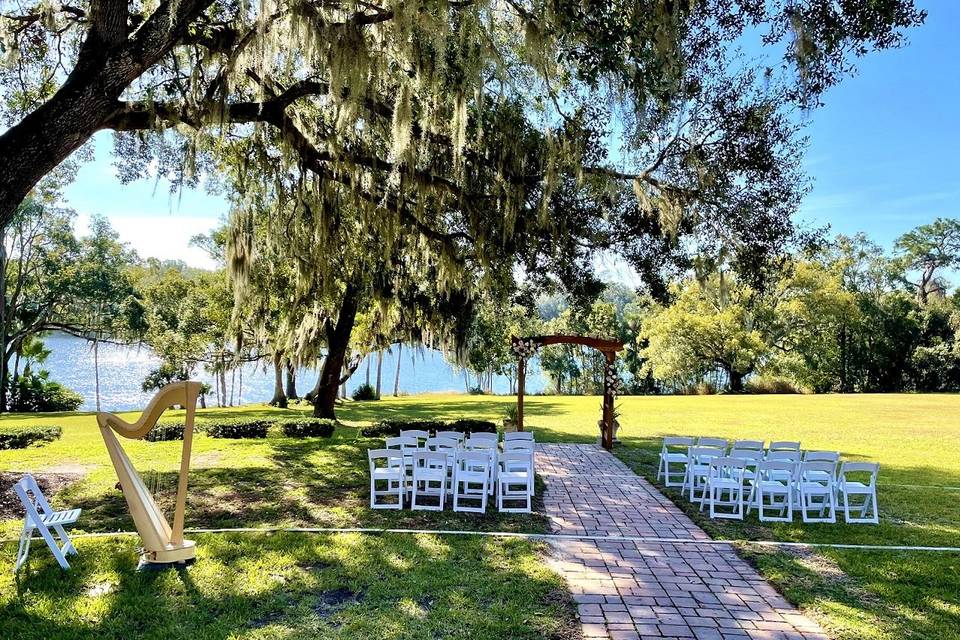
[138,539,197,570]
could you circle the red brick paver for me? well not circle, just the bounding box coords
[538,444,829,640]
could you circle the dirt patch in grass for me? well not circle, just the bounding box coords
[0,471,84,519]
[314,586,364,618]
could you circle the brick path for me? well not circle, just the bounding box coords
[538,444,828,640]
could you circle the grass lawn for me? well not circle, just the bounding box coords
[2,392,960,639]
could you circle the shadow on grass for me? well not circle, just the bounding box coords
[67,434,548,534]
[3,531,581,640]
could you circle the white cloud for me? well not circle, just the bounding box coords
[75,213,221,270]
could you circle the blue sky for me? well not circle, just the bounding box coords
[63,1,959,270]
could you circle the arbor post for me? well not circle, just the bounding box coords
[601,351,616,451]
[517,357,526,432]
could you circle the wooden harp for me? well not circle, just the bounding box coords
[97,381,202,569]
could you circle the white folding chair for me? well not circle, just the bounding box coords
[657,437,695,487]
[797,460,837,523]
[747,460,796,522]
[465,436,498,495]
[730,448,763,486]
[732,439,764,451]
[453,450,490,513]
[467,432,499,444]
[399,429,430,446]
[838,462,880,524]
[503,439,536,496]
[802,451,840,484]
[14,474,81,571]
[767,441,801,456]
[427,436,459,483]
[703,457,747,520]
[503,431,534,442]
[497,452,533,513]
[682,446,724,502]
[368,449,406,510]
[386,435,420,491]
[411,451,449,511]
[697,437,728,451]
[435,431,465,445]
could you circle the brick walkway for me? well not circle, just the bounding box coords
[538,444,828,640]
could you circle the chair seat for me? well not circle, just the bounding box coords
[799,482,832,494]
[662,453,688,462]
[372,469,404,481]
[456,471,487,482]
[26,508,81,530]
[414,470,447,481]
[500,471,530,482]
[842,481,873,493]
[710,478,742,490]
[756,480,790,492]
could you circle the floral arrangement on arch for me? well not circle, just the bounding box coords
[511,337,540,359]
[604,365,622,397]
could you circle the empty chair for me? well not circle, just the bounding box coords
[435,430,465,445]
[14,474,81,571]
[453,450,490,513]
[767,441,801,456]
[497,452,533,513]
[729,448,764,485]
[702,457,747,520]
[504,431,534,442]
[682,446,724,502]
[657,437,695,487]
[426,436,459,475]
[503,439,536,496]
[465,436,498,494]
[837,462,880,524]
[697,437,728,450]
[386,435,419,488]
[802,451,841,483]
[399,429,430,445]
[368,449,406,510]
[797,460,838,523]
[468,432,499,444]
[747,460,797,522]
[732,439,764,451]
[411,451,449,511]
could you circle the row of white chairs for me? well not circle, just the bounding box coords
[657,437,880,524]
[369,430,536,513]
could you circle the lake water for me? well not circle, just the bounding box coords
[38,333,547,412]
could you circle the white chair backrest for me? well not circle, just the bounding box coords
[662,436,696,451]
[697,437,728,449]
[729,448,763,461]
[427,436,459,450]
[758,459,797,478]
[500,451,532,472]
[689,446,724,464]
[14,475,54,519]
[503,439,534,451]
[368,448,404,469]
[804,450,840,463]
[435,431,465,443]
[465,436,496,450]
[400,429,430,442]
[468,432,499,443]
[385,435,419,451]
[768,441,800,452]
[413,450,448,469]
[766,450,801,462]
[710,456,746,480]
[457,449,490,472]
[799,460,837,481]
[504,431,534,442]
[840,462,879,486]
[732,439,764,451]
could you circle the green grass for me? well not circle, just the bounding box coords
[1,532,576,639]
[3,392,960,638]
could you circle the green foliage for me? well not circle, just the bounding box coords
[744,377,803,395]
[467,385,485,395]
[8,371,82,412]
[203,419,269,439]
[278,418,337,438]
[351,383,377,401]
[0,424,61,449]
[144,422,186,442]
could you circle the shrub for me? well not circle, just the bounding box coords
[360,418,496,437]
[145,422,186,442]
[0,425,62,450]
[745,376,803,394]
[351,383,378,401]
[446,419,497,434]
[280,418,337,438]
[8,372,83,412]
[467,386,485,395]
[203,419,269,439]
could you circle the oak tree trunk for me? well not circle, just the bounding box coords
[313,284,360,419]
[270,352,287,407]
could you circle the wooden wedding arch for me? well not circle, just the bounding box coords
[511,335,625,450]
